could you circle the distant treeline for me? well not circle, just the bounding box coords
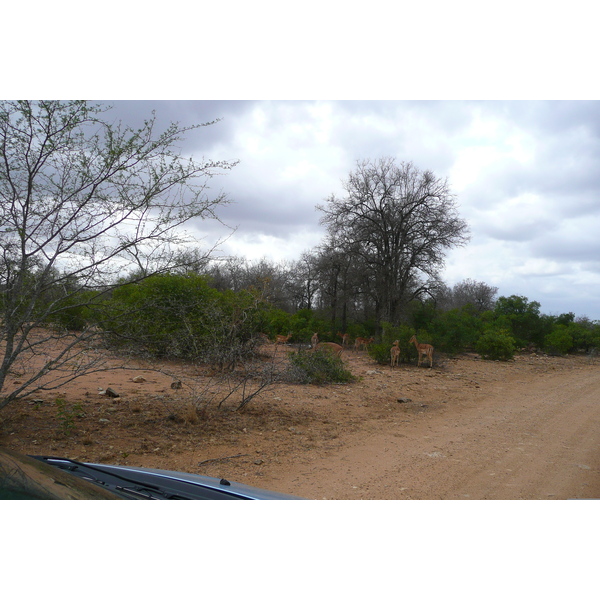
[41,267,600,363]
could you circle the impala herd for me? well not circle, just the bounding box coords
[271,331,434,368]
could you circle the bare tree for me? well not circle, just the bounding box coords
[0,100,237,409]
[450,278,498,312]
[318,158,470,324]
[313,242,354,329]
[287,251,320,311]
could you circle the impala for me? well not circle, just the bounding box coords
[314,342,344,357]
[337,332,350,347]
[390,340,401,368]
[354,336,374,351]
[409,335,434,368]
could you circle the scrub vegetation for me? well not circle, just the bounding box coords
[1,101,599,417]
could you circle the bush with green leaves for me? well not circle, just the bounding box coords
[286,349,355,384]
[263,307,294,340]
[564,321,597,352]
[45,290,98,331]
[368,322,414,365]
[101,274,270,367]
[429,306,483,355]
[475,329,516,361]
[493,295,545,348]
[544,326,574,355]
[368,342,394,365]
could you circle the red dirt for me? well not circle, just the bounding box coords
[1,340,599,500]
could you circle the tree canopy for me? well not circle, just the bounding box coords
[318,158,470,324]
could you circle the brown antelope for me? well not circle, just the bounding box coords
[275,333,292,345]
[314,342,344,357]
[409,335,434,368]
[337,332,350,347]
[311,332,319,347]
[390,340,401,368]
[354,336,374,351]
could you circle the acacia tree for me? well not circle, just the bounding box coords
[0,100,237,409]
[318,157,470,324]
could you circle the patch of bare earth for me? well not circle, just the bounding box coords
[1,337,599,500]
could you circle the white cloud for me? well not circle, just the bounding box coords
[477,193,558,242]
[103,100,600,319]
[219,229,324,263]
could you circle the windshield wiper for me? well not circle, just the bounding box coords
[31,456,189,499]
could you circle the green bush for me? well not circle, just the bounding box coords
[368,343,393,365]
[287,349,355,384]
[429,307,483,355]
[475,329,516,361]
[493,295,544,348]
[544,326,573,355]
[378,322,412,345]
[565,322,596,352]
[101,274,270,366]
[263,307,293,341]
[46,290,97,331]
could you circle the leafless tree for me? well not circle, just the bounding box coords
[287,251,320,311]
[318,158,470,324]
[313,242,354,329]
[450,278,498,312]
[0,100,237,410]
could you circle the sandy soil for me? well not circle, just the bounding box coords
[1,338,599,500]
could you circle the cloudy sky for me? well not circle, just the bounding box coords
[7,2,599,320]
[102,100,600,320]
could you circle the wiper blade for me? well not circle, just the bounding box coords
[30,456,237,500]
[31,456,182,499]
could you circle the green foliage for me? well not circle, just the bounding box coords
[287,349,355,384]
[544,326,574,355]
[368,343,393,365]
[408,299,438,332]
[45,290,97,331]
[475,329,516,361]
[264,307,294,340]
[429,306,483,355]
[567,321,600,352]
[379,322,414,346]
[102,274,269,366]
[368,322,413,364]
[289,308,320,343]
[262,307,331,344]
[493,295,544,347]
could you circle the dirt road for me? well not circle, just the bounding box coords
[2,339,599,500]
[258,357,600,500]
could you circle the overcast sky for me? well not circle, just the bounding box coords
[102,100,600,320]
[7,2,599,320]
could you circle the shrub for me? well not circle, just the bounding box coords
[429,307,483,355]
[287,349,355,384]
[101,274,270,366]
[368,343,393,365]
[46,290,96,331]
[544,326,574,355]
[476,329,516,361]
